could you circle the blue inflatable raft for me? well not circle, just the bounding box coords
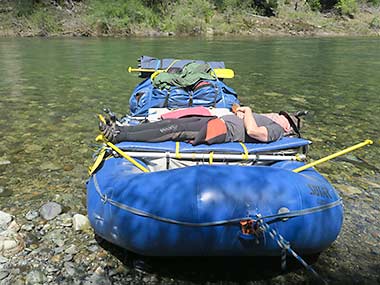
[86,138,343,256]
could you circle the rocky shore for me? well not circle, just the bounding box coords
[0,169,379,284]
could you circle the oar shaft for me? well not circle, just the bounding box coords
[128,67,234,79]
[293,139,373,173]
[107,141,150,173]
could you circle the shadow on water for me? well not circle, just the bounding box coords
[95,235,321,283]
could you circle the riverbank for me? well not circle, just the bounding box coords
[0,1,379,37]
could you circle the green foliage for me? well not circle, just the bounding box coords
[367,0,380,5]
[15,0,35,16]
[369,16,380,29]
[306,0,322,11]
[88,0,159,34]
[336,0,358,15]
[28,9,59,33]
[319,0,338,10]
[160,0,215,34]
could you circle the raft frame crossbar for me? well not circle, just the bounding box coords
[113,150,306,161]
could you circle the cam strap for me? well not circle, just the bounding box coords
[279,111,301,138]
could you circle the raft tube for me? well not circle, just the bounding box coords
[86,153,343,256]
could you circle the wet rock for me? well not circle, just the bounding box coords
[21,223,34,231]
[39,161,61,171]
[23,232,39,250]
[63,254,73,261]
[0,271,9,281]
[39,202,62,220]
[25,210,39,221]
[0,256,8,263]
[0,219,24,256]
[0,211,12,230]
[24,144,43,154]
[0,233,24,256]
[64,261,76,276]
[88,245,99,252]
[72,214,90,231]
[0,160,11,166]
[84,268,112,285]
[59,213,73,227]
[0,186,12,197]
[25,270,47,285]
[338,184,362,196]
[44,229,65,247]
[65,244,78,255]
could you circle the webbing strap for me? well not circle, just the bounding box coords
[239,142,249,160]
[175,142,181,158]
[295,153,303,161]
[209,152,214,164]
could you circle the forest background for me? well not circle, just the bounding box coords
[0,0,379,37]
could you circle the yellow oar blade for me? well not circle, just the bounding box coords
[212,68,234,79]
[293,139,373,173]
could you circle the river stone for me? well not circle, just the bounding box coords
[0,186,12,197]
[0,211,12,230]
[64,262,76,276]
[72,214,90,231]
[0,270,9,280]
[25,210,39,221]
[39,161,61,171]
[24,144,43,153]
[0,256,8,263]
[39,202,62,220]
[84,271,112,285]
[0,160,11,166]
[65,244,78,255]
[25,270,47,285]
[0,232,24,256]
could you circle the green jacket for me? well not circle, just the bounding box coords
[152,62,215,90]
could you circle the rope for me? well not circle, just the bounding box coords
[92,174,342,227]
[258,220,327,284]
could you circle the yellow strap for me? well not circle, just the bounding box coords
[293,139,373,173]
[295,153,303,161]
[209,152,214,164]
[175,142,182,159]
[88,147,106,175]
[239,142,249,160]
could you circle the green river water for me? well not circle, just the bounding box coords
[0,37,379,283]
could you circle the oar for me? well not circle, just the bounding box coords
[128,67,235,79]
[293,139,373,173]
[96,115,150,173]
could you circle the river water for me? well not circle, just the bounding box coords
[0,37,379,284]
